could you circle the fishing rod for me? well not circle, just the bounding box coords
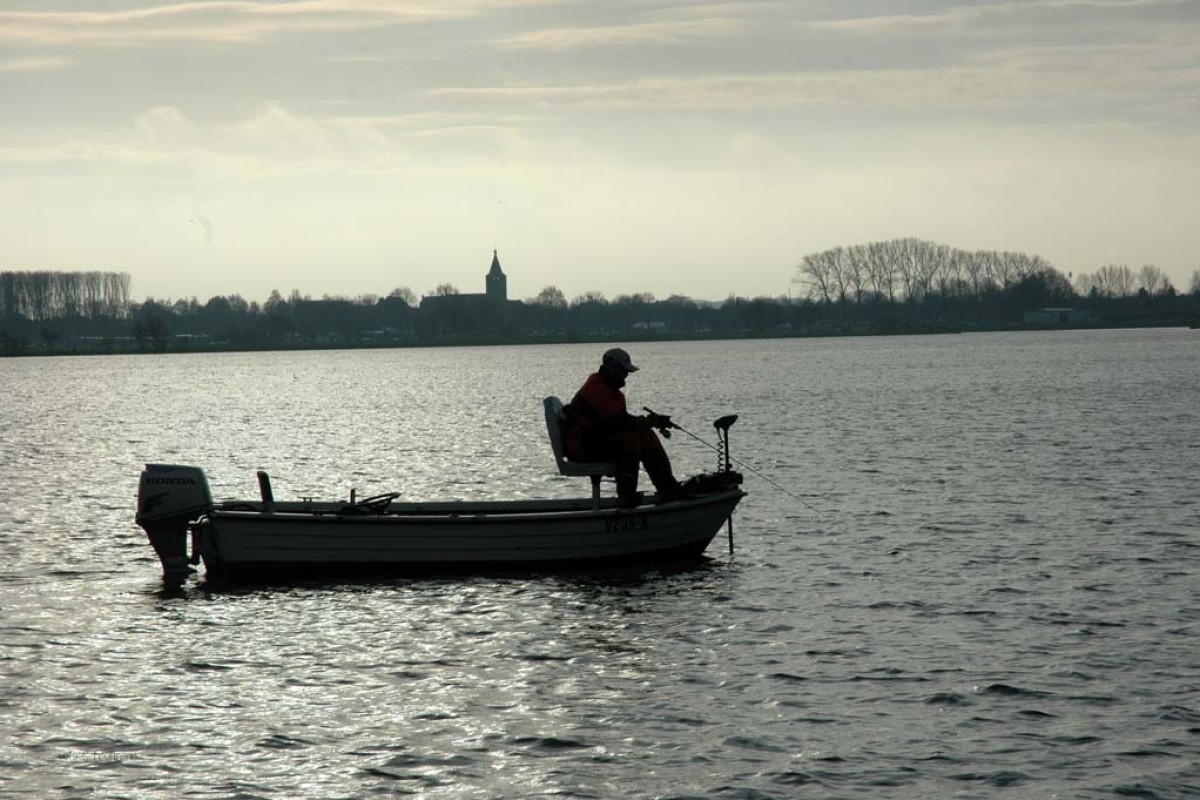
[645,407,823,515]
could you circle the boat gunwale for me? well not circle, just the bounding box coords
[204,488,747,525]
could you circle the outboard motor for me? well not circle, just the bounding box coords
[136,464,213,584]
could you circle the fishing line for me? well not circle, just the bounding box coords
[670,421,824,516]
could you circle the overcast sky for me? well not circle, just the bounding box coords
[2,0,1197,303]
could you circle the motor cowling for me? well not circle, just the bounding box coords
[136,464,214,584]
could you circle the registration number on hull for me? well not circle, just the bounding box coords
[603,513,649,533]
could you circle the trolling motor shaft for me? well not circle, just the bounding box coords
[713,414,738,473]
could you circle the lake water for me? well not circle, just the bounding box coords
[1,331,1197,799]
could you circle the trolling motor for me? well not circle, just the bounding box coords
[644,408,744,492]
[668,412,743,552]
[713,415,738,473]
[713,414,741,553]
[644,408,747,553]
[136,464,214,585]
[649,405,820,536]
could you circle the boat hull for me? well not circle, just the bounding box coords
[193,489,746,579]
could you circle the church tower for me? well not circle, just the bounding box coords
[486,249,507,303]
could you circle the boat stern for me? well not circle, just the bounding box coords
[135,464,213,585]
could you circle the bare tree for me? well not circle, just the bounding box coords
[0,273,15,318]
[27,272,51,320]
[962,252,989,296]
[825,247,851,301]
[990,251,1024,289]
[939,248,970,299]
[432,283,459,297]
[1004,252,1042,285]
[795,239,1076,305]
[1073,271,1098,296]
[910,240,950,298]
[0,270,129,320]
[1190,270,1200,295]
[387,286,416,306]
[865,241,896,301]
[104,272,130,317]
[613,292,655,305]
[844,245,869,303]
[796,251,835,303]
[1094,264,1136,298]
[571,291,606,307]
[264,289,285,313]
[532,285,567,309]
[1137,265,1169,295]
[68,273,83,316]
[890,238,921,299]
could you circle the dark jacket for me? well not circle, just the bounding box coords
[563,371,633,460]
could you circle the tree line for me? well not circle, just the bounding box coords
[2,245,1198,355]
[0,270,131,321]
[795,238,1197,304]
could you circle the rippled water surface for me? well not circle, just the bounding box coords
[1,331,1197,799]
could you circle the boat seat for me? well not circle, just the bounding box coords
[543,395,616,506]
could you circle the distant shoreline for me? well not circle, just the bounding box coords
[6,257,1197,358]
[2,319,1193,359]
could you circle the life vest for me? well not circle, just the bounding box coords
[563,372,627,459]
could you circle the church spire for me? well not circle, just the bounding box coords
[486,249,507,302]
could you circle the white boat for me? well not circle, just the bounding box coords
[135,398,746,584]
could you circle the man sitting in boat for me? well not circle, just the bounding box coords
[563,348,685,506]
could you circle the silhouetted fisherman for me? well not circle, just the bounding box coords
[562,348,683,507]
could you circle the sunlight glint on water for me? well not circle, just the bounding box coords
[0,330,1196,799]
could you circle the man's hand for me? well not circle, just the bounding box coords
[646,412,674,431]
[641,406,675,436]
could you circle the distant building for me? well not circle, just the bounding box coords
[1023,307,1095,325]
[486,250,507,303]
[422,250,516,311]
[419,250,521,322]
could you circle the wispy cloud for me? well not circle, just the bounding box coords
[429,54,1185,115]
[0,140,220,168]
[498,16,745,50]
[431,72,968,110]
[135,105,200,145]
[0,0,546,46]
[0,56,73,72]
[0,102,537,177]
[810,0,1191,36]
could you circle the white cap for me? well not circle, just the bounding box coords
[602,347,638,373]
